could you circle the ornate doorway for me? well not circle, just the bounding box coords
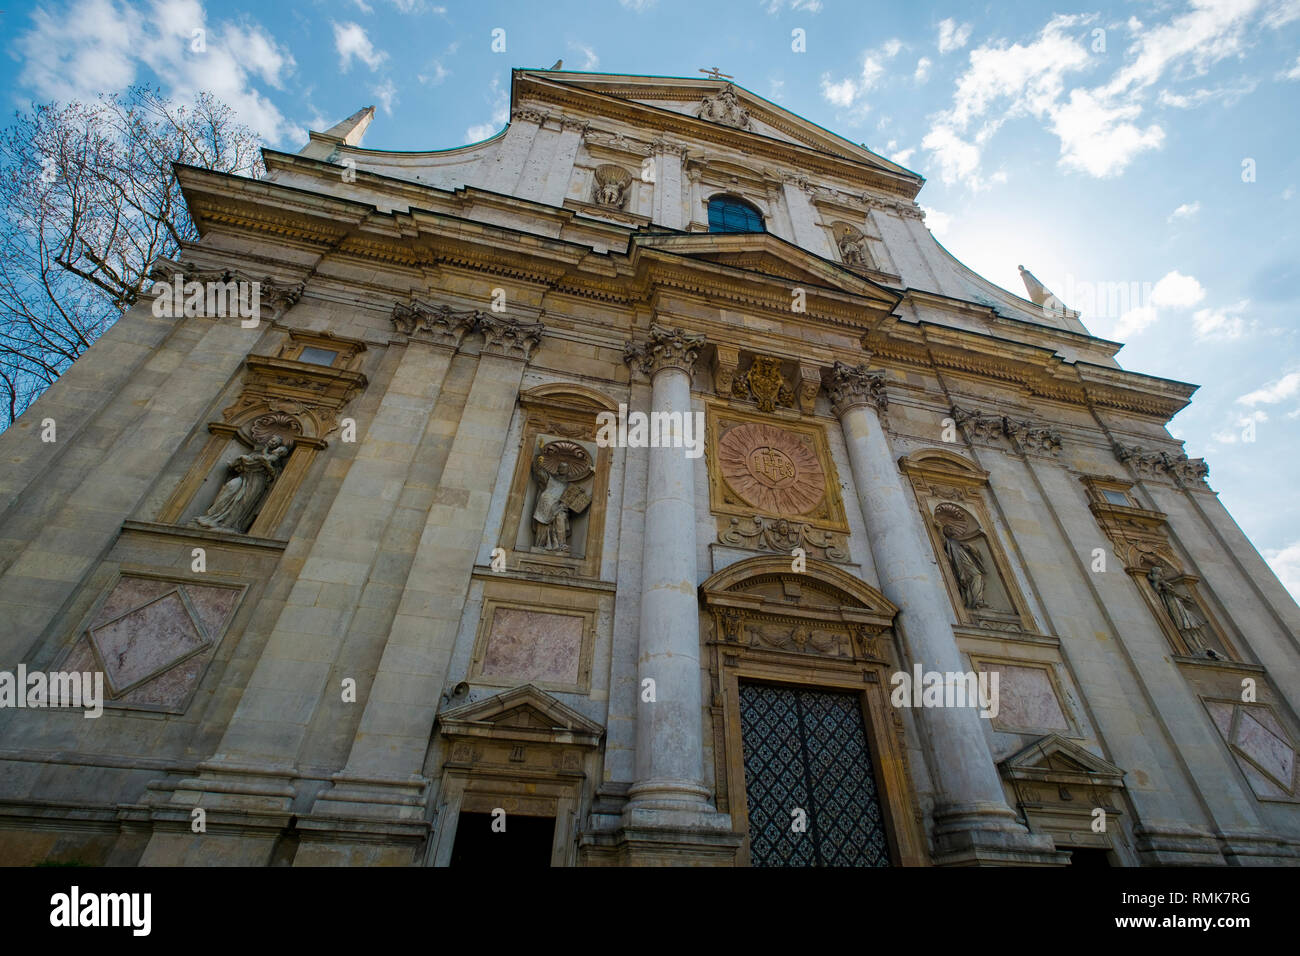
[699,555,928,866]
[739,682,890,866]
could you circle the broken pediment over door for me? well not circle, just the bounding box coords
[1000,734,1129,859]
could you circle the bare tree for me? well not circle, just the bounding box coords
[0,86,265,427]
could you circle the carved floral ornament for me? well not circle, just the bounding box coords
[146,260,305,320]
[623,324,706,377]
[391,299,544,360]
[952,405,1063,456]
[1113,441,1210,487]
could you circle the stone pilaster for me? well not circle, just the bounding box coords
[649,140,687,230]
[136,312,472,866]
[542,117,588,207]
[304,315,544,844]
[825,361,1062,866]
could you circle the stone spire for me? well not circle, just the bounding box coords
[321,105,376,147]
[1018,264,1064,311]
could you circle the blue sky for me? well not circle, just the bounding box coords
[3,0,1299,596]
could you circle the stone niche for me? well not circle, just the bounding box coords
[902,450,1037,633]
[157,327,367,539]
[1081,475,1240,661]
[497,384,615,580]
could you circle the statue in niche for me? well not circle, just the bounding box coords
[942,523,987,609]
[192,436,290,534]
[592,164,632,209]
[531,440,594,553]
[1147,565,1220,659]
[833,223,869,267]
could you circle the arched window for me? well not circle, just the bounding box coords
[708,195,764,233]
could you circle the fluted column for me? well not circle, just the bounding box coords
[826,361,1059,865]
[622,325,711,814]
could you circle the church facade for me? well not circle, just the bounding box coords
[0,69,1297,866]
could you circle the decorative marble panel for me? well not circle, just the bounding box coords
[1204,699,1298,799]
[974,659,1070,733]
[479,607,585,688]
[62,575,243,712]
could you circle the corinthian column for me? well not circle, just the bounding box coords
[825,361,1059,866]
[622,325,713,817]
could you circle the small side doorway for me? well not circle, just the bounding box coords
[449,812,557,868]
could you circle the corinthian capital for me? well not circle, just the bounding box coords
[825,361,887,416]
[624,324,706,378]
[477,313,545,361]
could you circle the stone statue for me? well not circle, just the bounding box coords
[592,164,631,209]
[943,525,987,609]
[1147,566,1217,658]
[531,440,593,553]
[838,231,867,266]
[192,436,290,534]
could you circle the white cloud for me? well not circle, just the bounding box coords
[921,125,982,187]
[1192,299,1250,339]
[819,38,903,114]
[351,0,373,12]
[1103,0,1259,100]
[1157,77,1258,107]
[937,18,972,53]
[768,77,785,100]
[1149,270,1206,309]
[1281,54,1300,79]
[1212,410,1265,444]
[1263,539,1300,602]
[1284,185,1297,200]
[1169,201,1201,221]
[1237,371,1300,405]
[764,0,822,11]
[466,75,509,142]
[370,79,398,116]
[820,74,857,108]
[333,21,387,72]
[15,0,301,145]
[914,57,932,83]
[569,42,599,70]
[620,0,656,9]
[1115,304,1159,338]
[1263,0,1300,28]
[419,60,449,85]
[1050,88,1165,177]
[920,206,951,235]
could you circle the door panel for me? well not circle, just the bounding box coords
[739,682,890,867]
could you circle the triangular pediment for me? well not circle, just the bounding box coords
[438,684,604,740]
[632,232,900,308]
[1001,734,1126,785]
[515,71,921,183]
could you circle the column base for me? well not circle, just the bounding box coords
[931,802,1067,867]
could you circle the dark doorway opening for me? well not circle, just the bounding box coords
[449,811,556,868]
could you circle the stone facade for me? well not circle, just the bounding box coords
[0,70,1297,867]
